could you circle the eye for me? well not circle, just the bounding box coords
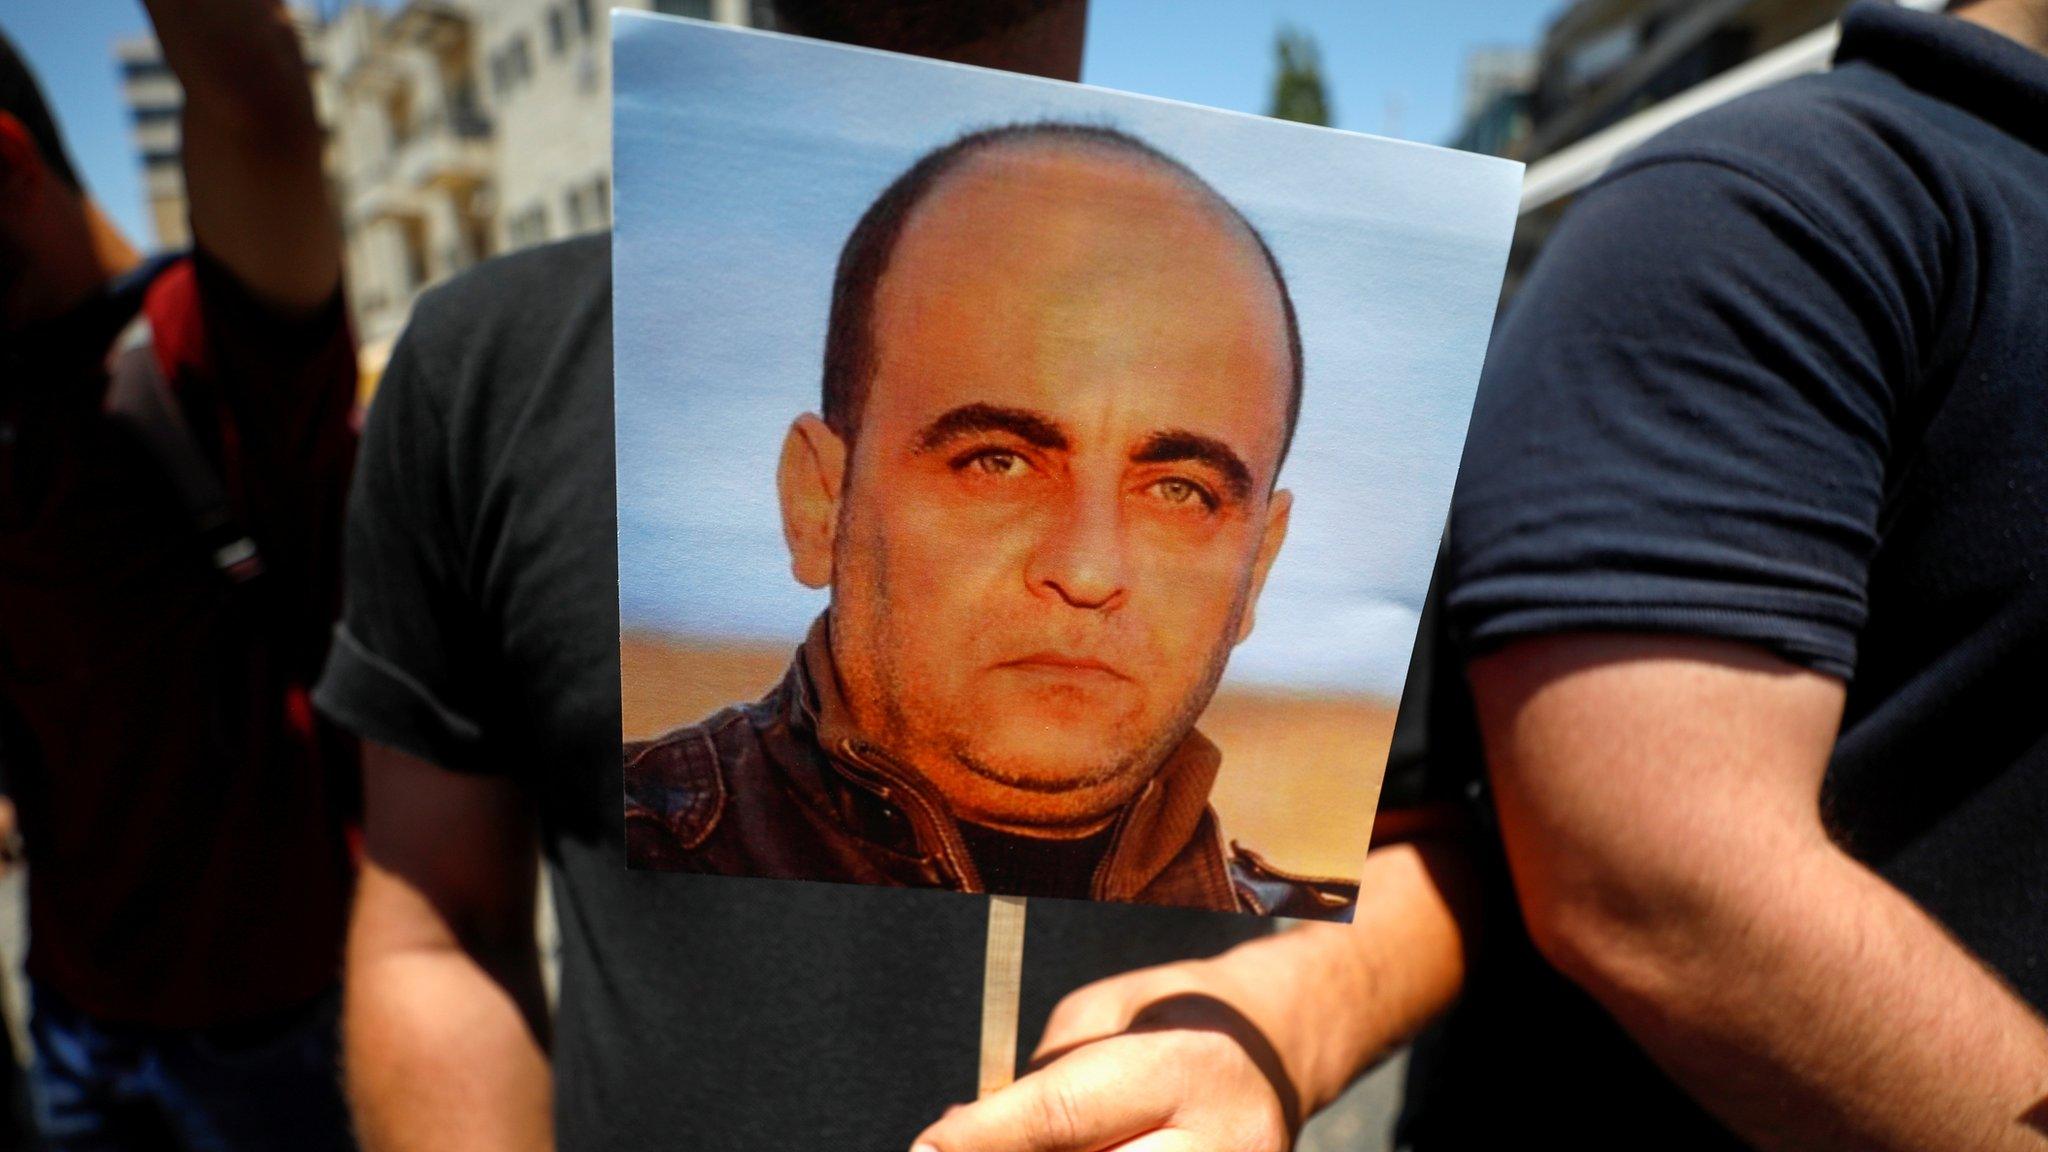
[1147,477,1216,511]
[957,448,1029,478]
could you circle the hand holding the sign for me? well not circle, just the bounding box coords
[912,841,1477,1151]
[914,964,1295,1152]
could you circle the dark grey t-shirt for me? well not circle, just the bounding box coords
[1404,5,2048,1148]
[313,235,1260,1150]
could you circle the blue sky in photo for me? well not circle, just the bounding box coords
[612,13,1522,698]
[3,0,1559,251]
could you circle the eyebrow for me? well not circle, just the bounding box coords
[913,403,1070,453]
[1131,430,1256,502]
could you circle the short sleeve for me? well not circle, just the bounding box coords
[312,329,491,773]
[1446,152,1919,680]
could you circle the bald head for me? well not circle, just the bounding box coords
[821,124,1303,467]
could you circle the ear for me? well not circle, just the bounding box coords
[1234,487,1292,645]
[777,413,848,590]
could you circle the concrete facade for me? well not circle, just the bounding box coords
[478,0,753,254]
[319,2,496,345]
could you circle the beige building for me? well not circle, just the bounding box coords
[477,0,756,253]
[319,2,495,346]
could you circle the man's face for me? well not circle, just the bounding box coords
[784,145,1294,835]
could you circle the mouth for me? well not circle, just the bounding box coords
[995,652,1132,682]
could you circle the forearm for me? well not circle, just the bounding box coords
[140,0,339,309]
[1567,841,2048,1152]
[346,864,554,1152]
[1203,837,1477,1115]
[140,0,319,130]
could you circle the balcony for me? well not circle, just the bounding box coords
[393,122,492,193]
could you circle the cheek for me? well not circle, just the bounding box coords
[1127,525,1262,643]
[846,483,1031,631]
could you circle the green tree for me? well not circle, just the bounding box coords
[1268,26,1332,127]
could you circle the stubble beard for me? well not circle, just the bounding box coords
[831,501,1248,812]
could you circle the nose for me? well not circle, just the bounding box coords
[1025,482,1129,611]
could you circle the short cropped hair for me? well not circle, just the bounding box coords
[0,29,81,189]
[821,122,1305,468]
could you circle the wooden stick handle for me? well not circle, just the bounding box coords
[978,894,1029,1097]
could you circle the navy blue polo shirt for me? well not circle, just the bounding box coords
[1405,4,2048,1147]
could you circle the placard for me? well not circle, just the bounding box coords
[615,12,1520,920]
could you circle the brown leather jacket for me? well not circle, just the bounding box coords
[624,622,1357,920]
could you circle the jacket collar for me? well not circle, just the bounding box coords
[779,615,1234,905]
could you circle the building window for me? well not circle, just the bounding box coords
[386,86,415,147]
[120,58,173,84]
[400,216,429,291]
[592,174,611,226]
[509,205,551,249]
[654,0,713,20]
[575,0,595,37]
[510,34,535,86]
[548,7,569,55]
[566,186,587,233]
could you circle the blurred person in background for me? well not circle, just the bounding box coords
[914,1,2048,1150]
[0,2,358,1148]
[317,2,1283,1150]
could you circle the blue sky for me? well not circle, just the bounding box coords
[611,14,1522,698]
[4,1,1560,247]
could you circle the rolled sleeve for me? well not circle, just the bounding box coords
[312,325,497,775]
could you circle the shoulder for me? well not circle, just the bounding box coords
[388,235,612,415]
[408,235,611,339]
[367,236,613,497]
[1226,842,1358,922]
[1591,68,1953,251]
[1509,68,1955,369]
[623,705,757,867]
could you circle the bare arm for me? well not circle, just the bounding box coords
[346,741,553,1152]
[139,0,341,312]
[912,835,1479,1151]
[1472,634,2048,1152]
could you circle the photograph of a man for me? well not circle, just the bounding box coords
[627,122,1352,916]
[612,14,1520,920]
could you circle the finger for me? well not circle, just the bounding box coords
[913,1037,1175,1152]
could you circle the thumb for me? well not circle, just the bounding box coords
[913,1036,1173,1152]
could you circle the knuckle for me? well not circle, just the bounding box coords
[1041,996,1088,1035]
[1029,1080,1088,1148]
